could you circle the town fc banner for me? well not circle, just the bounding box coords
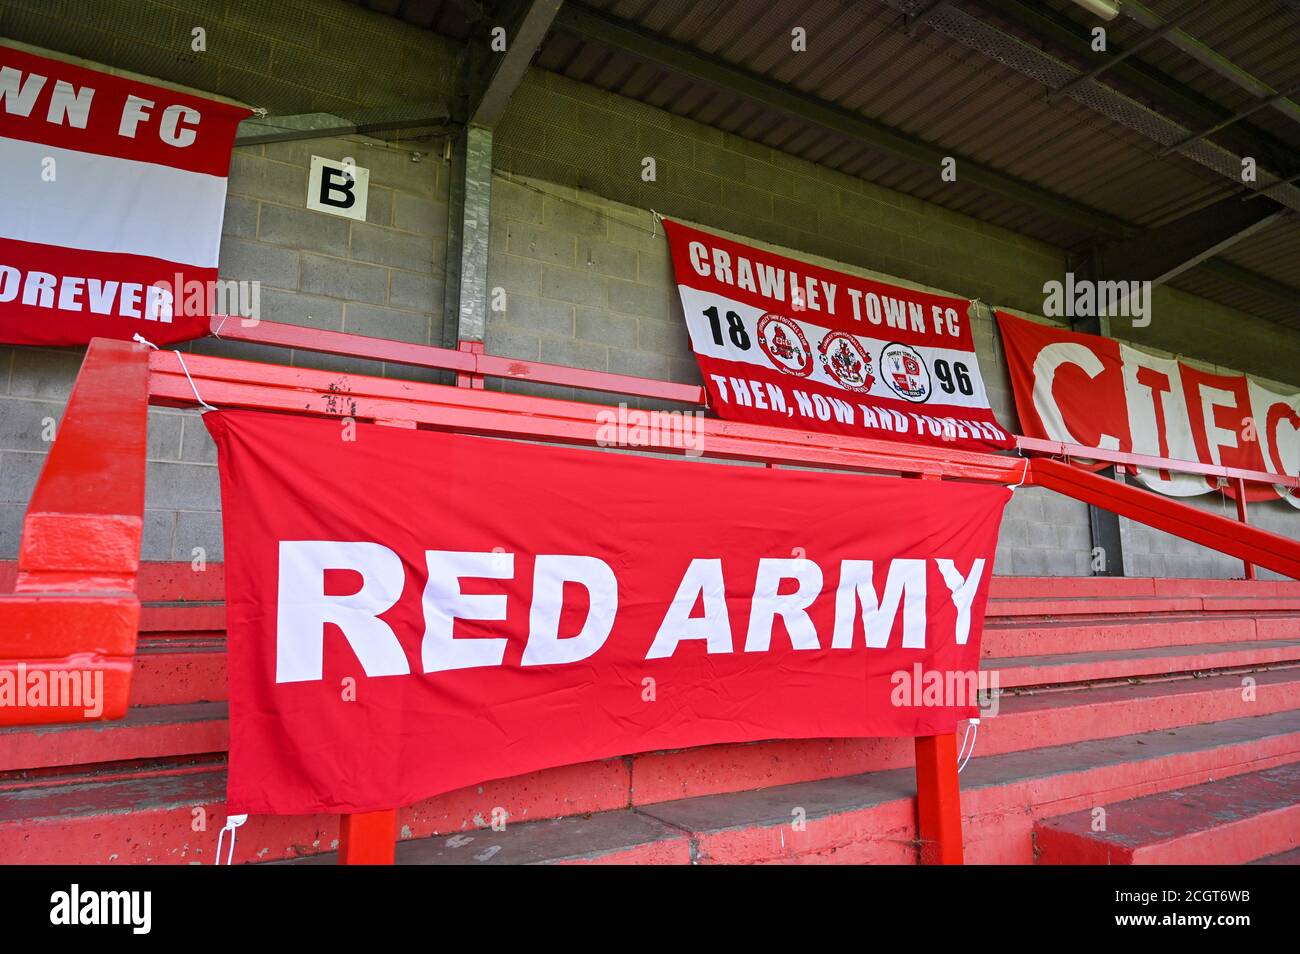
[664,219,1012,450]
[997,310,1300,508]
[208,409,1010,815]
[0,44,249,346]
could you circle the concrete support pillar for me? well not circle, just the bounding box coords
[1071,249,1126,578]
[442,125,493,349]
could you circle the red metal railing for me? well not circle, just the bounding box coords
[7,321,1300,867]
[212,318,1299,577]
[0,339,149,725]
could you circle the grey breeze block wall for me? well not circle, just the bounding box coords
[1,15,1297,576]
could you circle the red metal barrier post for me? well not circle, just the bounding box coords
[339,809,399,865]
[914,733,964,864]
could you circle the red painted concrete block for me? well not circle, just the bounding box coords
[1035,762,1300,864]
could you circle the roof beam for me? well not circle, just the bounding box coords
[1096,195,1290,286]
[905,0,948,36]
[1161,80,1300,158]
[1198,259,1300,313]
[552,2,1133,237]
[1047,1,1206,103]
[1119,1,1300,129]
[967,0,1296,175]
[470,0,564,128]
[234,108,453,146]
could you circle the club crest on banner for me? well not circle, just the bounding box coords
[757,312,813,377]
[818,331,874,392]
[882,343,932,403]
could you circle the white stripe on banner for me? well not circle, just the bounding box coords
[0,137,228,268]
[679,285,994,410]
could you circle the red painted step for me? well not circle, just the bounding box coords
[128,627,1300,709]
[271,708,1300,866]
[130,639,227,706]
[9,669,1299,794]
[988,638,1300,688]
[1252,847,1300,864]
[5,705,1297,865]
[132,597,1300,638]
[629,669,1300,803]
[1034,762,1300,864]
[10,562,1300,602]
[982,612,1289,658]
[0,703,227,773]
[287,811,693,865]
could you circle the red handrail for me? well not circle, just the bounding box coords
[0,339,149,725]
[211,317,707,405]
[215,318,1300,492]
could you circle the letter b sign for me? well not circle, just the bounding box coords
[307,155,370,221]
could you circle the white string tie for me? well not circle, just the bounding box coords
[215,814,248,865]
[132,334,216,412]
[1008,454,1030,490]
[957,718,980,773]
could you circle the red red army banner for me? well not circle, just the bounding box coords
[997,310,1300,508]
[664,219,1013,451]
[0,44,249,346]
[207,410,1011,815]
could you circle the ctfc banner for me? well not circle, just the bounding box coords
[996,310,1300,507]
[208,409,1010,815]
[664,219,1012,451]
[0,44,248,346]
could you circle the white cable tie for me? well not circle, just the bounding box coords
[132,334,217,412]
[215,813,249,865]
[1008,455,1030,490]
[957,719,980,773]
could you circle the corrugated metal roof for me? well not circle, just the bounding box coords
[357,0,1300,331]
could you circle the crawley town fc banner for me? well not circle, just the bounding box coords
[664,219,1012,451]
[0,44,249,346]
[209,410,1010,815]
[997,310,1300,507]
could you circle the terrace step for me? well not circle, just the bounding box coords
[130,640,226,706]
[1252,847,1300,864]
[5,705,1295,865]
[1034,762,1300,864]
[987,638,1300,688]
[274,708,1300,866]
[12,668,1299,783]
[131,598,1300,634]
[0,703,227,773]
[982,612,1297,658]
[127,628,1300,709]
